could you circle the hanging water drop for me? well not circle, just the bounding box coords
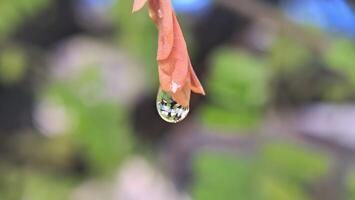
[156,87,189,123]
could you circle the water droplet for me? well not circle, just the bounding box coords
[156,87,189,123]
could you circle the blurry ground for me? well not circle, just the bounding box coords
[0,0,355,200]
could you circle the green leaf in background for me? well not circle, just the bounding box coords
[324,39,355,85]
[258,175,309,200]
[0,164,23,200]
[260,143,329,182]
[43,66,133,175]
[0,0,50,40]
[322,77,355,101]
[22,171,76,200]
[324,39,355,94]
[0,163,76,200]
[268,37,312,73]
[201,106,262,130]
[192,153,254,200]
[347,169,355,200]
[111,0,158,88]
[0,46,27,84]
[200,48,270,129]
[15,135,77,170]
[192,142,328,200]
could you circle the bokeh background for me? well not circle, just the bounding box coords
[0,0,355,199]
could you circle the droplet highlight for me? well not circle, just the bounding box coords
[156,88,189,123]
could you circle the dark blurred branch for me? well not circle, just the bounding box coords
[215,0,329,53]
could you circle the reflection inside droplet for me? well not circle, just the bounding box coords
[156,87,189,123]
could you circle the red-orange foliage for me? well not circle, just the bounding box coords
[133,0,205,106]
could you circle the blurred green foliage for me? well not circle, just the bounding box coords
[0,0,354,199]
[0,65,133,199]
[21,172,76,200]
[0,164,23,200]
[0,0,50,40]
[322,39,355,101]
[43,66,133,174]
[0,160,76,200]
[257,174,308,200]
[112,0,158,88]
[0,46,27,84]
[325,39,355,84]
[201,48,270,129]
[268,37,312,73]
[192,153,254,200]
[260,143,328,182]
[193,142,329,200]
[348,170,355,200]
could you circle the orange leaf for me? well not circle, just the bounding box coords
[170,13,189,92]
[133,0,205,106]
[151,0,174,60]
[172,82,191,107]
